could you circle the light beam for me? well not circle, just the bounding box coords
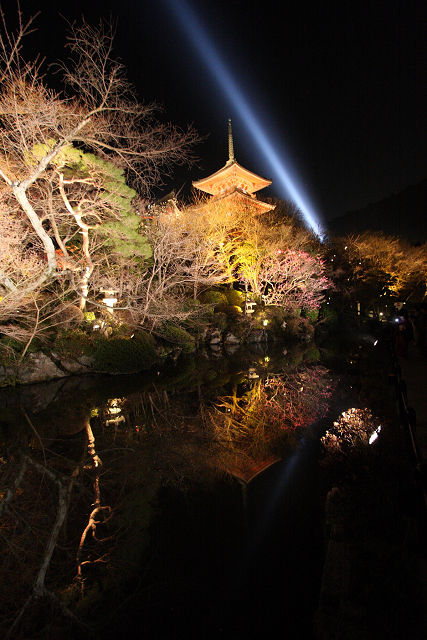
[163,0,323,237]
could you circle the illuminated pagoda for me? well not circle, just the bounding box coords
[192,120,274,215]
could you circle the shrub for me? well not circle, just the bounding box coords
[83,311,96,324]
[94,337,158,373]
[53,328,95,358]
[226,304,243,317]
[184,298,201,311]
[199,290,228,307]
[215,304,243,317]
[115,308,140,326]
[303,346,321,362]
[284,315,314,339]
[159,324,195,353]
[211,312,228,331]
[132,330,157,349]
[110,322,134,338]
[224,289,245,307]
[0,336,41,364]
[56,303,84,327]
[321,306,339,326]
[305,309,319,323]
[182,299,215,329]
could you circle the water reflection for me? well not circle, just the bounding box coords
[0,342,333,639]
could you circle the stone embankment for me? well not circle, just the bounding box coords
[0,352,96,386]
[0,324,310,387]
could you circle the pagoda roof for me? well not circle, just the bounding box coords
[212,187,275,214]
[219,454,282,483]
[193,159,272,196]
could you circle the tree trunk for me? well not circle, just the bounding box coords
[13,184,57,278]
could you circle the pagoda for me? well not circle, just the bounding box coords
[192,120,274,215]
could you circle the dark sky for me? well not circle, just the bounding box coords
[9,0,427,227]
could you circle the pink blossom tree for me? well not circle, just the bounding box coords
[239,249,330,313]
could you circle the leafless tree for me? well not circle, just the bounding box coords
[0,8,199,320]
[91,201,235,329]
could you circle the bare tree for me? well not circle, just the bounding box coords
[93,201,235,328]
[0,8,199,315]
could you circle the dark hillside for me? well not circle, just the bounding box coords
[327,178,427,242]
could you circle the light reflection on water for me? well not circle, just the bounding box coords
[0,342,322,440]
[0,342,332,640]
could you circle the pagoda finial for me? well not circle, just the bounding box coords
[227,118,235,164]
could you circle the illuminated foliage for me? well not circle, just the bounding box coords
[209,365,333,458]
[321,408,382,482]
[0,10,198,323]
[240,250,330,311]
[186,194,328,316]
[325,232,427,304]
[25,143,152,310]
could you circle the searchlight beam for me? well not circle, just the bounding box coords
[164,0,323,237]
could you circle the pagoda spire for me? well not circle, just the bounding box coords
[192,118,274,214]
[227,118,235,165]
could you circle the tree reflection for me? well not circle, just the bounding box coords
[0,361,333,637]
[206,366,332,482]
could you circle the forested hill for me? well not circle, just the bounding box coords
[326,178,427,243]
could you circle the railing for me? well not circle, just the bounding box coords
[389,346,427,517]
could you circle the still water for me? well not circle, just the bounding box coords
[0,343,334,640]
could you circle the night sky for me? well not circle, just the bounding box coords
[9,0,427,228]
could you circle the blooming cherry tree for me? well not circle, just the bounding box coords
[240,249,330,312]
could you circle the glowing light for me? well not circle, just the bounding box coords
[163,0,322,237]
[101,288,118,313]
[369,425,382,444]
[263,319,269,326]
[108,400,122,415]
[103,297,117,309]
[244,300,256,314]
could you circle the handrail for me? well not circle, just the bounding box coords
[389,342,427,516]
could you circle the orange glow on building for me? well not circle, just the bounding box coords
[192,120,274,215]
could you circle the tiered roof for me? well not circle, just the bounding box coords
[192,120,274,214]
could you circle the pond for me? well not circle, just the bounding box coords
[0,341,339,640]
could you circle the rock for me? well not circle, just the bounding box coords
[16,352,67,385]
[77,355,96,367]
[209,329,222,344]
[210,344,223,356]
[200,328,210,342]
[59,358,88,373]
[224,332,240,344]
